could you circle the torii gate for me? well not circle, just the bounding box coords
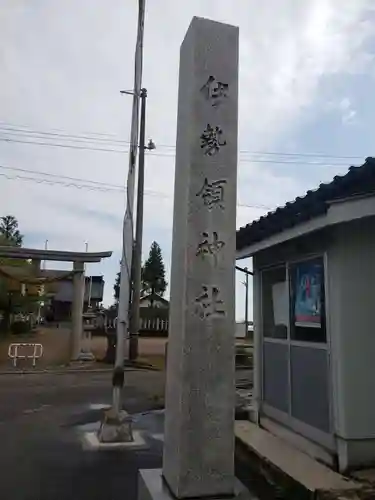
[0,245,112,360]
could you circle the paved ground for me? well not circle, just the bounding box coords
[0,327,71,367]
[0,370,165,500]
[1,331,168,369]
[1,331,251,371]
[0,368,254,500]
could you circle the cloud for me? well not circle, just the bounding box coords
[325,96,358,124]
[1,0,375,314]
[338,97,357,123]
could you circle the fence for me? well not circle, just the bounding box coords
[139,316,169,336]
[8,343,43,367]
[102,311,169,337]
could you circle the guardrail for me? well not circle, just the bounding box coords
[8,343,43,368]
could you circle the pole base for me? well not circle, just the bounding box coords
[97,408,133,443]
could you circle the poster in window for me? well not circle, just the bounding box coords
[294,260,322,328]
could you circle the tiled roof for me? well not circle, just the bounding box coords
[236,157,375,251]
[140,293,169,305]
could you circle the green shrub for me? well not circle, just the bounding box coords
[11,321,30,335]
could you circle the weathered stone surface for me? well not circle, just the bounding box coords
[139,470,252,500]
[97,409,133,443]
[162,16,239,500]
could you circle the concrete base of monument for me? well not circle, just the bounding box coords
[138,469,254,500]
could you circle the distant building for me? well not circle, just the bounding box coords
[139,293,169,309]
[139,293,169,336]
[45,275,104,321]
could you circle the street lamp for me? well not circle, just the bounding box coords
[146,139,156,150]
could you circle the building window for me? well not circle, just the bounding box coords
[262,266,288,339]
[289,257,326,343]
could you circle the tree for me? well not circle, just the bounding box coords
[113,242,167,309]
[141,242,167,303]
[113,271,120,303]
[0,217,28,332]
[0,216,23,246]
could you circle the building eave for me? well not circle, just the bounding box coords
[236,193,375,259]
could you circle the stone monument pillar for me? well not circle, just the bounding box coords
[71,261,85,360]
[138,16,248,500]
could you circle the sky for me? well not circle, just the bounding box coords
[1,0,375,320]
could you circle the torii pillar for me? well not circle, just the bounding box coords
[71,261,85,360]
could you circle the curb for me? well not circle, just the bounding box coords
[234,425,371,500]
[0,362,162,375]
[235,435,312,500]
[0,368,115,375]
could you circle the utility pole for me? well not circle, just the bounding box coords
[236,265,253,338]
[244,267,249,338]
[112,0,145,417]
[128,89,147,361]
[38,239,48,324]
[43,239,48,270]
[129,89,155,360]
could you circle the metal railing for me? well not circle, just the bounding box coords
[8,343,43,367]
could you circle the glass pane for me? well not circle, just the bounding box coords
[290,257,326,343]
[262,266,288,339]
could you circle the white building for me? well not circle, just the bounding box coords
[236,157,375,472]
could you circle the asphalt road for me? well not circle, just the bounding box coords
[0,369,255,500]
[0,370,165,500]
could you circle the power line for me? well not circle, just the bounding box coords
[0,164,168,197]
[0,163,271,210]
[0,126,129,146]
[0,171,120,193]
[0,135,361,167]
[239,151,364,160]
[0,136,126,154]
[0,120,126,139]
[0,121,366,161]
[0,164,125,189]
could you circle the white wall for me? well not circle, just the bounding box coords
[329,216,375,439]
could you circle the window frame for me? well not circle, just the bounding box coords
[261,264,288,340]
[288,255,327,344]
